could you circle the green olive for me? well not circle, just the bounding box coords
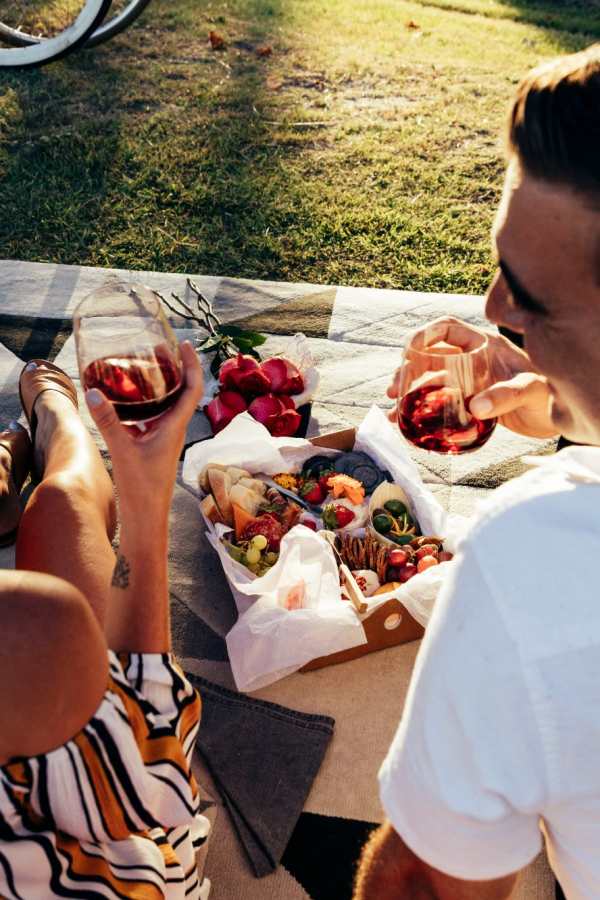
[384,499,408,517]
[389,533,414,545]
[373,513,393,534]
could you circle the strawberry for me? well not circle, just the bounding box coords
[334,505,356,528]
[300,481,325,504]
[323,503,355,529]
[319,470,335,493]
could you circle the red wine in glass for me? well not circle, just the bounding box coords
[396,328,497,455]
[398,384,496,453]
[74,283,185,429]
[83,346,183,424]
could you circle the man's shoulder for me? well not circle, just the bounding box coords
[458,447,600,653]
[469,446,600,542]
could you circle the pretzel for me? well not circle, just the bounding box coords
[338,533,386,581]
[376,545,388,583]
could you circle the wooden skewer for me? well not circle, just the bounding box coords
[339,563,368,615]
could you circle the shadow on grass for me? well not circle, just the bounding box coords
[414,0,600,43]
[0,0,309,283]
[166,0,302,280]
[499,0,600,37]
[73,0,314,280]
[0,50,124,268]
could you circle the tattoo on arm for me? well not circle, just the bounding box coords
[111,554,131,589]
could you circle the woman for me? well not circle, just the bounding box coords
[0,342,210,899]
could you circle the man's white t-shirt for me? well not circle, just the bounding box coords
[379,446,600,899]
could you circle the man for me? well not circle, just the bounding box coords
[354,45,600,900]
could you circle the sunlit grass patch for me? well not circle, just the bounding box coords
[0,0,597,293]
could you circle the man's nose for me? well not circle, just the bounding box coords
[485,269,526,334]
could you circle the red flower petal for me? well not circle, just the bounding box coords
[248,393,285,425]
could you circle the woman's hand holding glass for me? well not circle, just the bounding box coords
[85,340,203,517]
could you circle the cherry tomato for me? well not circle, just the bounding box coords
[417,555,439,573]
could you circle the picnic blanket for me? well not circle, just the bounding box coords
[0,259,557,899]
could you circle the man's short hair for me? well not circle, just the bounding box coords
[509,44,600,201]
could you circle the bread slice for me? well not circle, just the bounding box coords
[238,477,266,496]
[208,469,233,526]
[226,466,252,484]
[199,463,227,493]
[229,483,263,516]
[200,494,223,525]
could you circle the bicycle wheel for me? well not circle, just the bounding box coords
[0,0,151,50]
[0,0,112,67]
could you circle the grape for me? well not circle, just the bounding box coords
[251,534,268,551]
[245,547,262,565]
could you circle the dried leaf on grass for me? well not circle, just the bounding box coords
[256,44,273,57]
[405,19,421,29]
[209,30,226,50]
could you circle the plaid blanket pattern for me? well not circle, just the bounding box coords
[0,260,557,900]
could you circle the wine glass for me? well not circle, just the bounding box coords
[73,282,183,429]
[396,323,497,454]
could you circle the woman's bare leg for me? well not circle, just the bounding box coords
[0,440,22,538]
[16,389,117,627]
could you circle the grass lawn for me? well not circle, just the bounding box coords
[0,0,598,293]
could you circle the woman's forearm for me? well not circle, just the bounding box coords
[105,503,171,654]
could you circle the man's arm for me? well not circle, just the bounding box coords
[354,821,519,900]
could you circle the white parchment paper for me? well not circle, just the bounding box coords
[182,405,467,690]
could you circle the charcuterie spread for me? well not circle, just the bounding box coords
[198,448,453,604]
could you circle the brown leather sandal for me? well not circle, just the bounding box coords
[19,360,79,478]
[0,424,33,547]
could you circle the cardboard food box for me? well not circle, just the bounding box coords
[299,427,425,672]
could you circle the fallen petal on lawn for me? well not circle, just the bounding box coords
[209,30,227,49]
